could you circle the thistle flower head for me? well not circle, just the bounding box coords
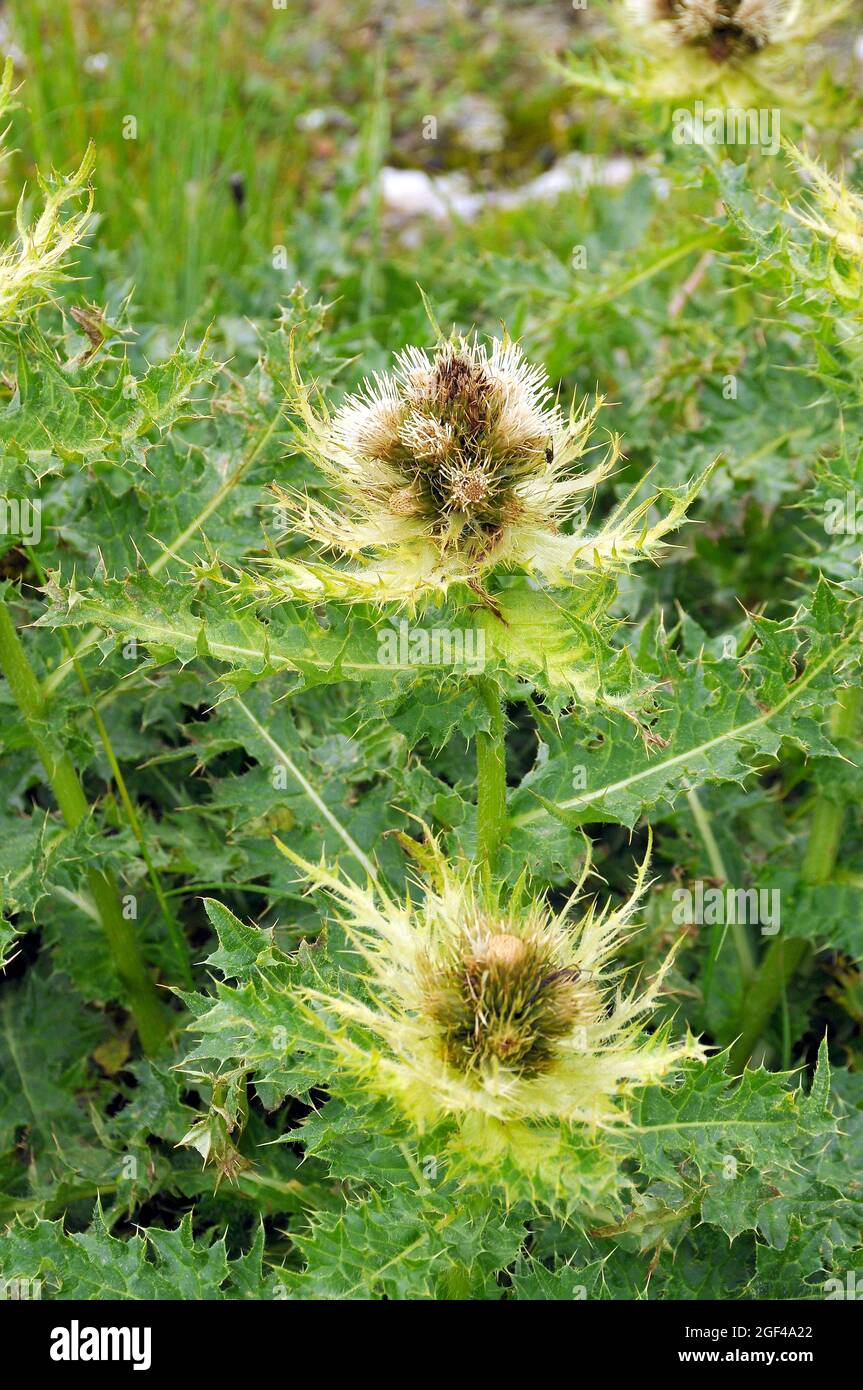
[269,329,709,608]
[612,0,850,105]
[630,0,801,60]
[279,835,703,1188]
[426,925,590,1079]
[329,336,568,534]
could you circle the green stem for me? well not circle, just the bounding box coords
[799,691,862,884]
[26,549,192,987]
[474,676,508,880]
[729,685,862,1073]
[0,592,169,1054]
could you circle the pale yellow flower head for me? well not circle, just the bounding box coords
[268,330,708,609]
[278,835,704,1196]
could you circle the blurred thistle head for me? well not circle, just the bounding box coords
[278,834,703,1184]
[612,0,850,105]
[270,326,708,608]
[632,0,800,59]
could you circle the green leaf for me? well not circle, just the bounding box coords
[285,1187,524,1300]
[202,898,273,979]
[0,1208,277,1299]
[507,583,860,872]
[0,324,217,476]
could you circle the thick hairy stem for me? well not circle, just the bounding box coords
[729,685,862,1073]
[474,675,508,880]
[0,592,169,1054]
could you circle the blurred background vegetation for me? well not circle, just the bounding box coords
[2,0,597,323]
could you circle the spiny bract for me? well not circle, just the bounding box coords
[0,59,95,324]
[269,331,708,607]
[785,144,863,302]
[278,836,704,1166]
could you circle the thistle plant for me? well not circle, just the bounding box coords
[2,11,862,1308]
[226,321,711,877]
[170,320,715,1205]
